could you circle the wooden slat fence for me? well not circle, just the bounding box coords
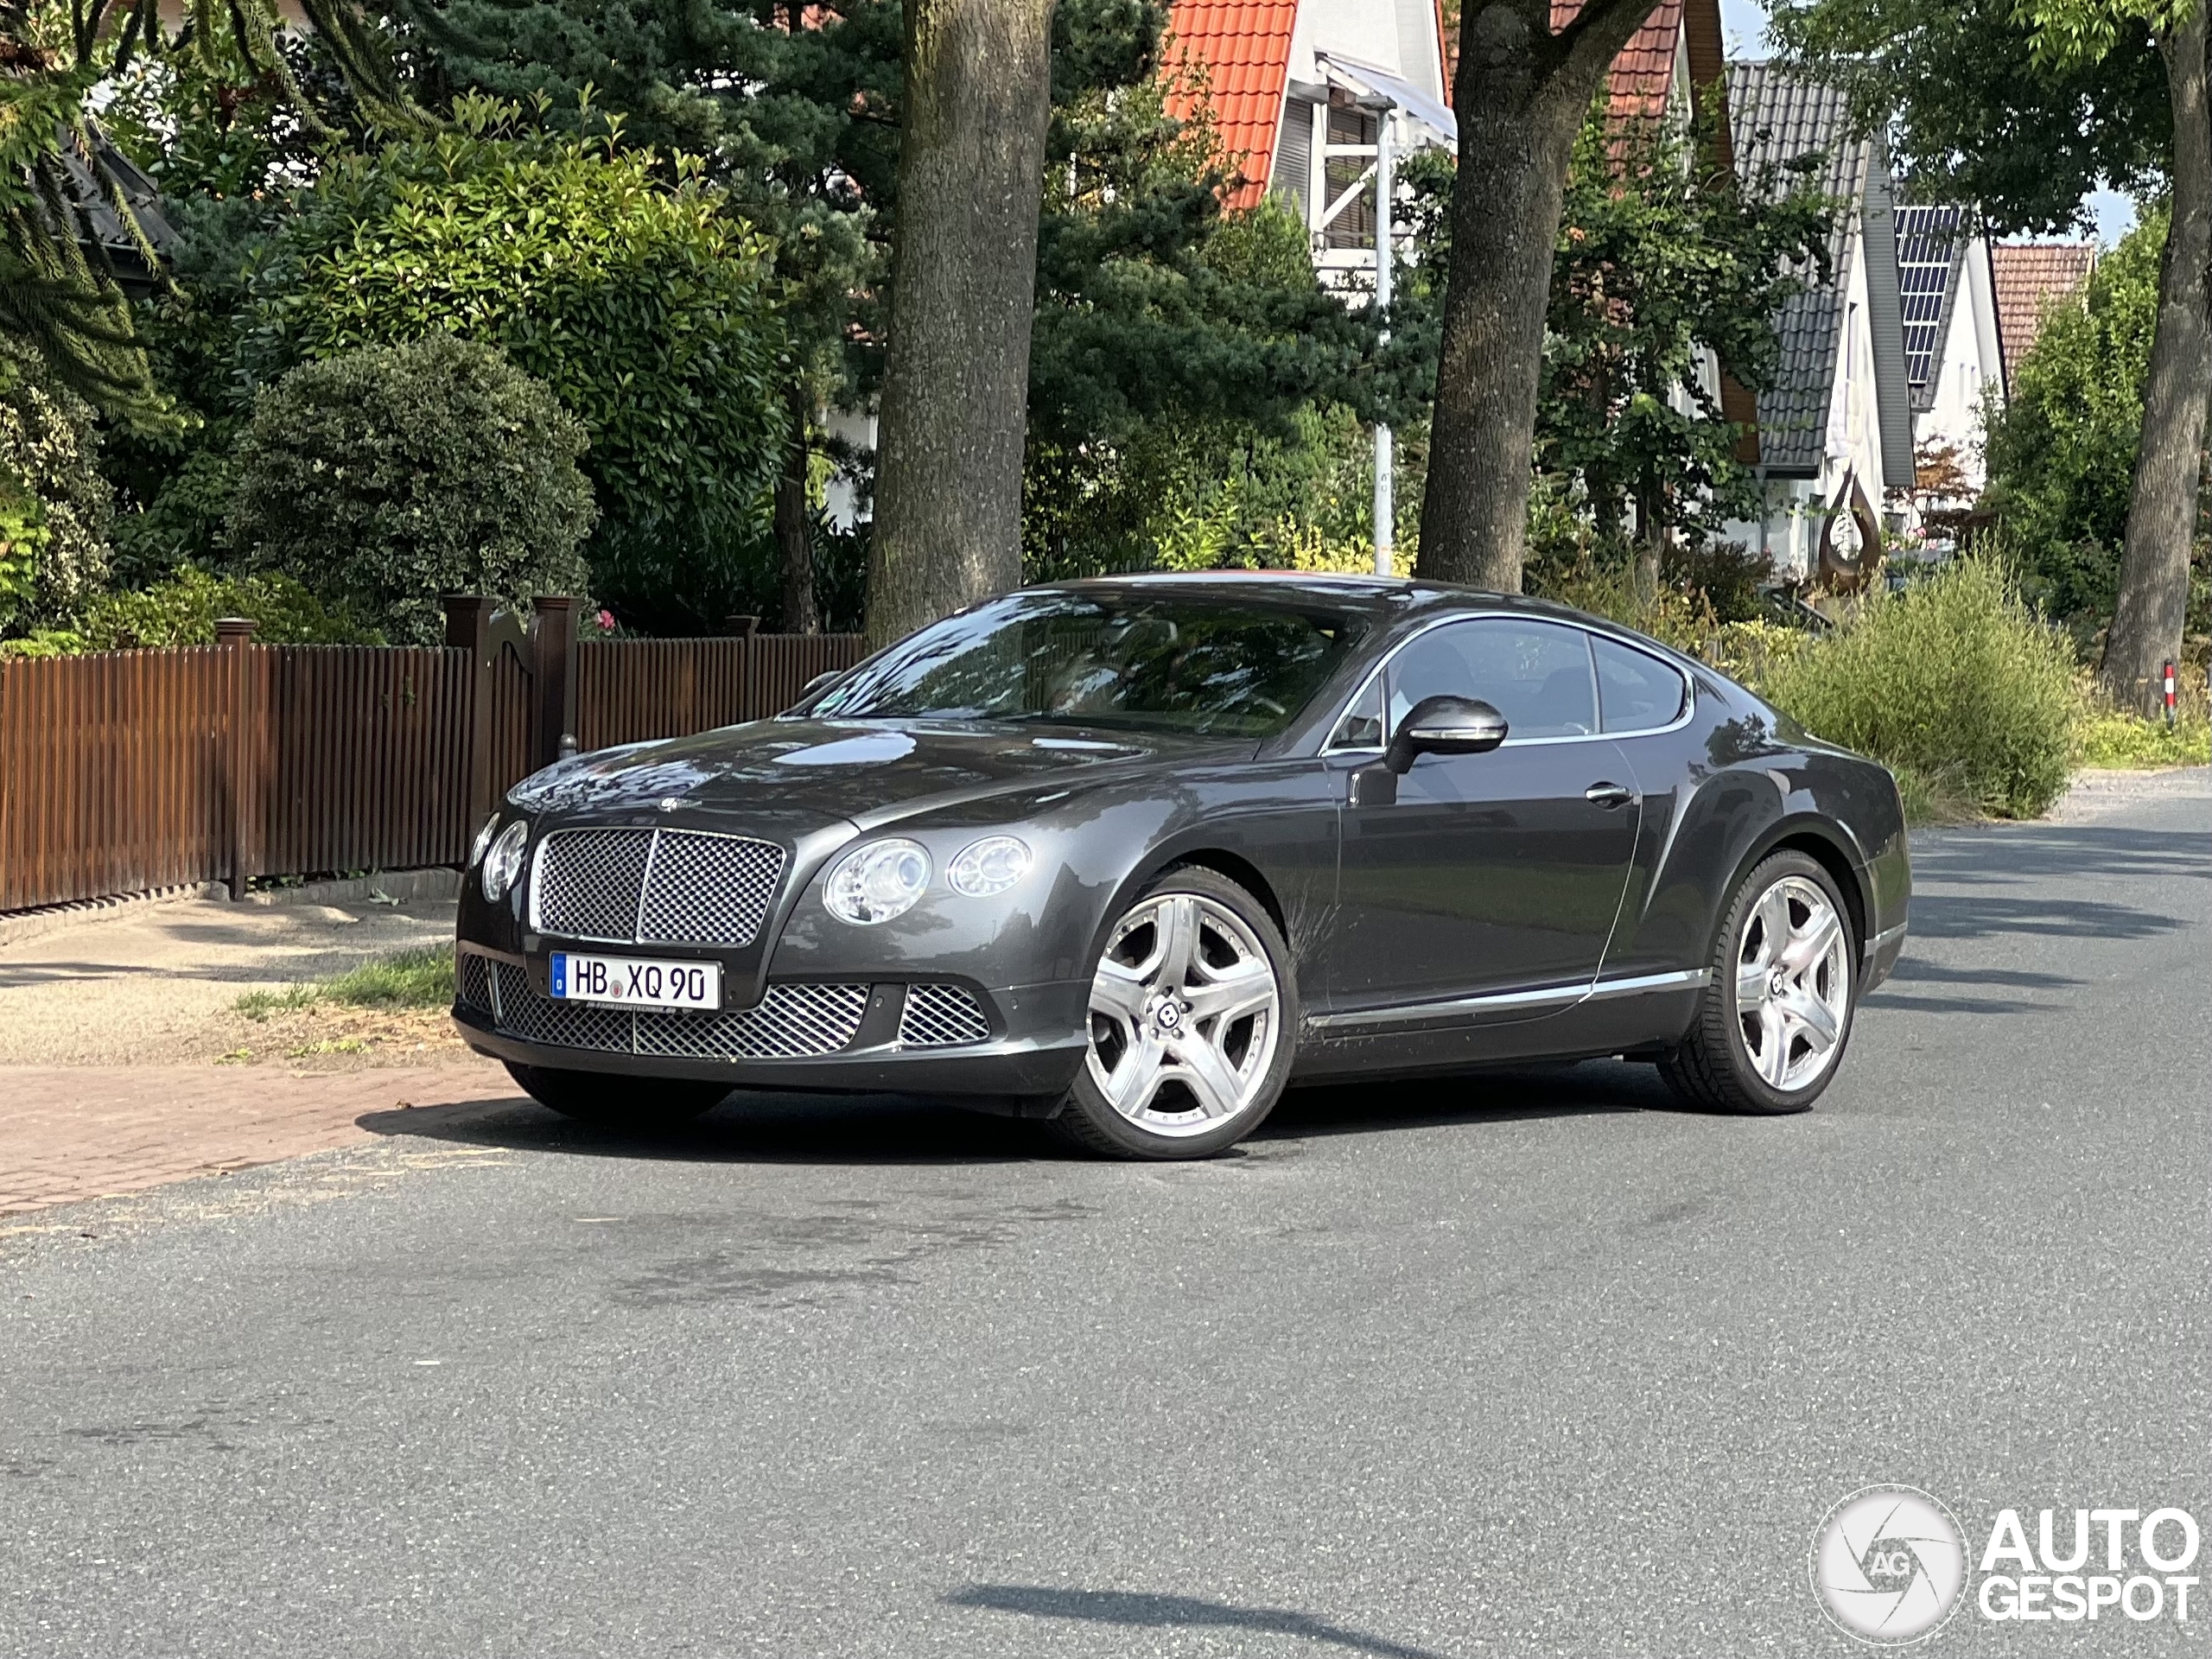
[577,632,864,749]
[0,648,235,910]
[0,606,868,914]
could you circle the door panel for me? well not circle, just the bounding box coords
[1329,741,1642,1013]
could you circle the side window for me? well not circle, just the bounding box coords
[1592,634,1689,734]
[1386,620,1598,740]
[1327,675,1385,750]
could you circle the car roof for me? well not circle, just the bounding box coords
[1032,570,1590,624]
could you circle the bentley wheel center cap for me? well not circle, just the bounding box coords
[1770,970,1787,996]
[1152,999,1183,1032]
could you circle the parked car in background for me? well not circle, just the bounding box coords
[452,574,1910,1158]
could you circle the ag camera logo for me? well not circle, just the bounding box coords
[1811,1485,1969,1645]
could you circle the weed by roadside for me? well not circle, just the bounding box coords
[235,946,454,1020]
[226,946,461,1066]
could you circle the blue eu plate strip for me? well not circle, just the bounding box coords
[550,953,567,998]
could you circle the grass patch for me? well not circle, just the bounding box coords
[2071,659,2210,769]
[235,945,455,1020]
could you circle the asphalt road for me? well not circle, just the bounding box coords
[4,773,2207,1658]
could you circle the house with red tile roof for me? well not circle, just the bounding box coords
[1163,0,1451,288]
[1990,242,2096,389]
[1164,0,1732,287]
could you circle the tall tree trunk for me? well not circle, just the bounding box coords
[865,0,1055,648]
[2102,4,2212,713]
[1418,0,1661,592]
[776,386,819,635]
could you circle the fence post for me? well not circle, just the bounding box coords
[216,617,260,901]
[444,594,496,830]
[531,595,579,767]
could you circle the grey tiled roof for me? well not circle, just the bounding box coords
[1726,64,1869,474]
[1896,203,1970,411]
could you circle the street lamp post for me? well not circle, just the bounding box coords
[1366,99,1395,578]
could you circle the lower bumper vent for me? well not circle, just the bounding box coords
[488,962,868,1060]
[897,983,992,1047]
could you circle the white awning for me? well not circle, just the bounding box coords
[1314,53,1458,149]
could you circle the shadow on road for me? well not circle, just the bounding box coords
[944,1584,1452,1659]
[356,1059,1673,1166]
[1905,823,2203,945]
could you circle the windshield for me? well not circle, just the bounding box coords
[809,592,1366,737]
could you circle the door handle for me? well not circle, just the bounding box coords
[1586,782,1637,809]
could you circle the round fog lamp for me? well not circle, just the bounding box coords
[824,838,931,925]
[948,835,1031,898]
[480,820,530,902]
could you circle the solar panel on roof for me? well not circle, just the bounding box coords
[1894,204,1967,395]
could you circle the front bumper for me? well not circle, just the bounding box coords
[453,948,1090,1100]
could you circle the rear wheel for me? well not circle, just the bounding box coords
[1051,866,1296,1160]
[504,1061,728,1128]
[1660,850,1856,1115]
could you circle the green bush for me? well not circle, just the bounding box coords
[245,100,785,632]
[225,335,594,645]
[0,354,114,626]
[0,564,381,657]
[1758,559,2078,819]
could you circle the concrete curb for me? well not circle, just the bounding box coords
[0,868,461,950]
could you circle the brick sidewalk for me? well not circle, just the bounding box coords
[0,1061,515,1217]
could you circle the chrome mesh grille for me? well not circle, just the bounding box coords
[531,827,787,948]
[490,963,866,1060]
[898,983,992,1047]
[636,983,869,1059]
[494,963,632,1052]
[457,950,493,1013]
[639,832,787,947]
[532,830,654,942]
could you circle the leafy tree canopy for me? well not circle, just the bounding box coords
[238,99,788,631]
[1770,0,2167,232]
[1983,209,2208,629]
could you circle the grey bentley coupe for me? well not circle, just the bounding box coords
[452,574,1909,1158]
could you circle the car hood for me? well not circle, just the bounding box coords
[507,717,1249,831]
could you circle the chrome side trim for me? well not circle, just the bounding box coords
[1582,968,1711,1001]
[1320,614,1695,756]
[1861,921,1907,959]
[1309,968,1709,1033]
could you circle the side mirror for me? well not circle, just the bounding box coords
[1384,695,1508,774]
[793,670,841,707]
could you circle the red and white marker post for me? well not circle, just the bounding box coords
[2164,660,2179,728]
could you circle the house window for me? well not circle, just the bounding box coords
[1322,102,1376,251]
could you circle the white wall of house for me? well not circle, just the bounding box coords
[1912,239,2003,501]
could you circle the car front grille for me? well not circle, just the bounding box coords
[489,963,867,1060]
[531,827,787,948]
[897,983,992,1047]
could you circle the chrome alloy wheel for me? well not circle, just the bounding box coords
[1733,874,1851,1092]
[1084,892,1282,1136]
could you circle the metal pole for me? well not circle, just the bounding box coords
[1372,106,1395,578]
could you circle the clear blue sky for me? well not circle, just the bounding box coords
[1718,0,2138,243]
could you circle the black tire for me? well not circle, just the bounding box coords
[504,1061,728,1127]
[1051,865,1298,1160]
[1660,849,1858,1115]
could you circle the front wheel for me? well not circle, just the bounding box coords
[1660,850,1856,1115]
[1050,867,1297,1159]
[505,1061,728,1128]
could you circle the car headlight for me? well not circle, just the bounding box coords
[947,835,1031,898]
[480,820,530,902]
[823,838,931,925]
[467,812,501,869]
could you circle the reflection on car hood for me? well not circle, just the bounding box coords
[507,718,1247,825]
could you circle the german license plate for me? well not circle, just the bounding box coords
[550,953,721,1011]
